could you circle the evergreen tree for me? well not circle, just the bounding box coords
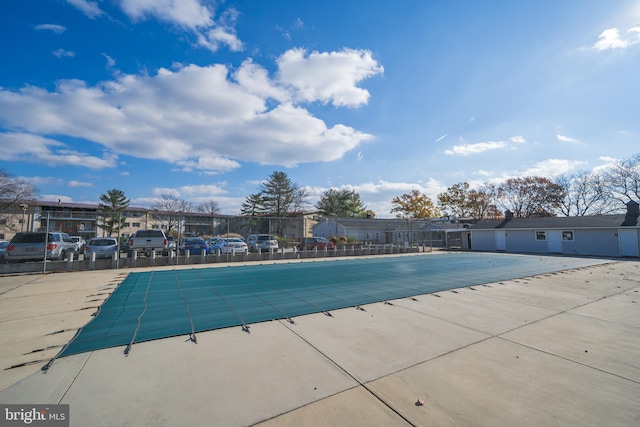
[97,188,130,236]
[316,189,366,217]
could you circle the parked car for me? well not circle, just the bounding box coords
[84,238,119,259]
[212,237,248,254]
[180,237,210,255]
[5,232,78,262]
[297,237,335,251]
[69,236,86,253]
[128,229,168,256]
[247,234,279,252]
[0,240,9,263]
[167,236,177,251]
[208,238,224,252]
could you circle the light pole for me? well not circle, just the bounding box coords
[19,203,28,232]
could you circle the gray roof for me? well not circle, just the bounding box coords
[469,213,639,230]
[318,218,463,231]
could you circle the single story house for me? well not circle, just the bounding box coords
[466,200,640,258]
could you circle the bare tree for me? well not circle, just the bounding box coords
[197,200,220,216]
[555,171,614,216]
[0,169,39,216]
[151,194,193,234]
[602,153,640,207]
[497,176,565,218]
[467,183,500,220]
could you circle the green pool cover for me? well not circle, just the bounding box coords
[56,252,606,358]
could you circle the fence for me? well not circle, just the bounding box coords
[0,243,438,274]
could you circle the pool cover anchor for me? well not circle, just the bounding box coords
[242,324,251,333]
[188,333,197,344]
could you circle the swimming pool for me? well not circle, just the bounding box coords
[56,252,607,358]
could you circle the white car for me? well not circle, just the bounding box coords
[214,238,248,254]
[247,234,279,252]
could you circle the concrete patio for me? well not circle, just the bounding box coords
[0,253,638,426]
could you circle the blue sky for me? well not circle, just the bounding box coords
[1,0,639,217]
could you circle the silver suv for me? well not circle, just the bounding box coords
[5,232,78,262]
[246,234,278,252]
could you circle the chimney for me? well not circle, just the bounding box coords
[622,200,639,226]
[504,210,514,220]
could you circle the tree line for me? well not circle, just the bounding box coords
[1,152,638,236]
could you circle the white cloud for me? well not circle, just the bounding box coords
[593,26,640,50]
[118,0,243,52]
[119,0,213,28]
[592,156,619,173]
[69,180,93,188]
[518,159,585,177]
[102,53,116,68]
[557,134,578,143]
[0,50,381,172]
[152,184,227,197]
[445,136,525,156]
[35,24,66,33]
[276,48,384,107]
[0,133,118,169]
[52,49,75,58]
[65,0,103,19]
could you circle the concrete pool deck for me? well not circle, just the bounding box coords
[0,253,639,426]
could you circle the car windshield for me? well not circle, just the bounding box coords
[317,238,329,242]
[89,239,116,246]
[228,238,243,243]
[258,235,275,241]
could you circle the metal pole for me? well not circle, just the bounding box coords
[20,204,27,231]
[116,213,121,269]
[43,212,50,274]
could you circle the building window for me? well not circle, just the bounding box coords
[132,222,140,227]
[64,221,72,227]
[535,231,546,241]
[562,231,574,241]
